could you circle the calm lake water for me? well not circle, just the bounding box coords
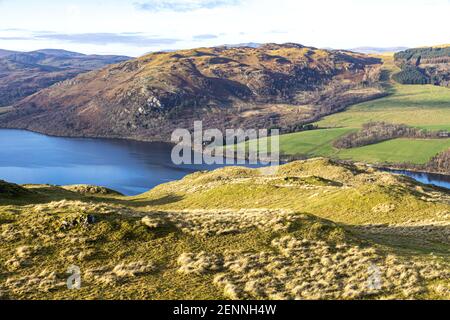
[0,129,260,196]
[1,129,449,196]
[384,169,450,190]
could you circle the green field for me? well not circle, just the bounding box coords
[338,138,450,164]
[273,57,450,165]
[317,84,450,130]
[277,128,355,157]
[276,130,450,165]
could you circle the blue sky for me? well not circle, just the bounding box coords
[0,0,449,56]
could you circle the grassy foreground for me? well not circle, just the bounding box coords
[273,55,450,165]
[0,159,449,300]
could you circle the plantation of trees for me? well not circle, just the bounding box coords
[395,47,450,64]
[393,46,450,87]
[392,66,430,85]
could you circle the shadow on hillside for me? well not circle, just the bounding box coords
[103,194,185,208]
[347,224,450,257]
[379,69,396,95]
[0,186,83,206]
[0,184,184,208]
[380,69,391,82]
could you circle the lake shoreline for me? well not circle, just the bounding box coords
[378,167,450,190]
[0,123,178,145]
[374,165,450,179]
[0,129,194,196]
[1,128,449,192]
[0,128,266,196]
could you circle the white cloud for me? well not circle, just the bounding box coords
[135,0,242,12]
[34,32,180,47]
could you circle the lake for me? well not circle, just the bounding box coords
[1,129,449,195]
[0,129,261,196]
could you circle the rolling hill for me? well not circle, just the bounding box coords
[0,43,385,142]
[0,159,448,299]
[0,49,130,107]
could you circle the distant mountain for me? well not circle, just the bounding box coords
[0,49,130,106]
[32,49,86,58]
[0,49,18,58]
[350,47,409,54]
[5,49,130,71]
[0,43,385,142]
[393,45,450,87]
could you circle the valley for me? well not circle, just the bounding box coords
[1,0,449,305]
[2,45,447,173]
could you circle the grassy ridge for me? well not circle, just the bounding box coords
[1,160,449,300]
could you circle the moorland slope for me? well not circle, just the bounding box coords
[0,159,448,300]
[0,49,130,107]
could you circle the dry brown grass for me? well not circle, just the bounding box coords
[179,236,449,300]
[0,159,448,300]
[3,269,65,295]
[355,221,450,244]
[5,245,41,271]
[177,252,223,275]
[85,261,156,285]
[163,209,299,236]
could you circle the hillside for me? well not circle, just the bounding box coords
[246,54,450,169]
[0,159,448,300]
[0,50,130,107]
[393,46,450,87]
[0,43,384,142]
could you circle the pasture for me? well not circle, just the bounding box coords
[276,56,450,165]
